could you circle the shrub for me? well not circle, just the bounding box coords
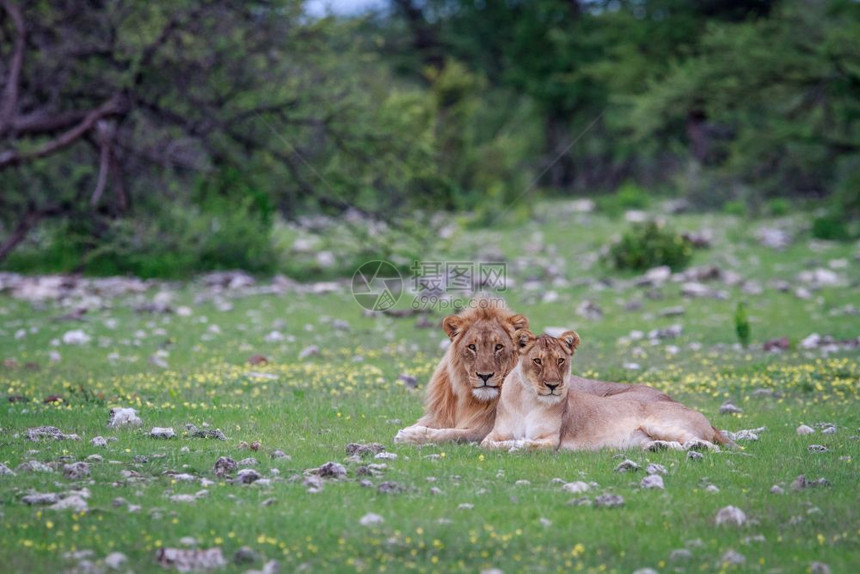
[609,221,693,271]
[598,182,652,218]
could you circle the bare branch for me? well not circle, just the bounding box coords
[0,94,127,169]
[0,0,25,134]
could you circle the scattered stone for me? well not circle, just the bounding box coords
[614,460,641,473]
[62,329,91,345]
[658,306,685,317]
[705,485,720,493]
[458,503,474,511]
[303,475,323,493]
[808,444,829,453]
[398,373,418,388]
[298,345,320,359]
[377,481,405,494]
[721,550,746,566]
[687,451,703,461]
[719,401,743,415]
[17,460,53,473]
[756,227,791,249]
[640,475,664,490]
[633,569,659,574]
[238,457,259,466]
[170,494,198,504]
[669,549,692,562]
[514,479,531,486]
[233,546,259,564]
[809,562,832,574]
[104,552,128,570]
[150,427,176,439]
[770,485,785,495]
[260,498,277,507]
[26,426,80,441]
[0,463,15,476]
[763,337,790,352]
[310,461,347,479]
[108,407,142,428]
[213,457,238,477]
[648,324,683,340]
[133,455,149,464]
[156,547,226,572]
[236,469,261,484]
[374,452,398,461]
[593,494,624,508]
[90,436,108,447]
[797,424,815,435]
[429,487,443,496]
[185,424,227,440]
[724,427,766,442]
[681,282,727,300]
[646,463,667,475]
[49,494,89,512]
[245,560,280,574]
[791,475,830,490]
[715,506,747,527]
[22,492,61,505]
[561,481,590,494]
[64,462,91,479]
[271,450,290,460]
[345,443,385,457]
[576,300,602,320]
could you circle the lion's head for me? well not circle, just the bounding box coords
[441,302,529,402]
[515,330,581,404]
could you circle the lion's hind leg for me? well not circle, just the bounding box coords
[637,418,706,451]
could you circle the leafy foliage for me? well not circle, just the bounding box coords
[608,221,693,272]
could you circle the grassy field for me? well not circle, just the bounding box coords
[1,203,859,573]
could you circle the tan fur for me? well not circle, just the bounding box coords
[482,331,731,452]
[393,297,528,444]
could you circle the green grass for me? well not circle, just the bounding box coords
[1,204,859,573]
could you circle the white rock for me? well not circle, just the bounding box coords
[359,513,384,527]
[640,475,664,490]
[715,505,747,526]
[108,407,142,428]
[90,436,108,447]
[796,424,815,435]
[561,481,590,494]
[150,427,176,439]
[62,329,91,345]
[264,331,284,343]
[104,552,128,570]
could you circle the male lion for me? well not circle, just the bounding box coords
[482,330,731,451]
[393,297,528,444]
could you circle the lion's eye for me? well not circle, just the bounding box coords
[495,344,504,351]
[467,344,476,351]
[533,358,542,366]
[558,358,565,366]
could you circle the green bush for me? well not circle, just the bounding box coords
[597,183,652,218]
[765,198,791,217]
[811,213,851,241]
[609,221,693,272]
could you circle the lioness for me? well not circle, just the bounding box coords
[393,296,529,444]
[482,330,731,451]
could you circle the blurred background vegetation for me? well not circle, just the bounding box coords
[0,0,858,278]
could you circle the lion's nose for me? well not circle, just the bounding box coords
[476,372,494,383]
[546,383,560,392]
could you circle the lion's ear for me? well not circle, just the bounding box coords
[514,329,535,353]
[508,313,529,331]
[558,330,581,355]
[442,315,464,340]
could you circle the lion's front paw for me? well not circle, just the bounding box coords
[394,425,432,444]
